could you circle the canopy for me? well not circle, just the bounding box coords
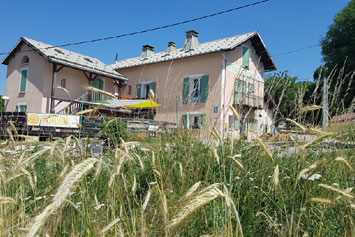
[124,100,161,108]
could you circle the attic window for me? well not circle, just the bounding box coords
[21,56,29,64]
[54,49,64,54]
[84,57,93,63]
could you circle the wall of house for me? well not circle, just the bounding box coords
[41,62,118,113]
[223,40,266,139]
[5,43,46,112]
[117,52,223,129]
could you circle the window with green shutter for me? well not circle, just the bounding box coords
[242,46,250,68]
[20,68,28,92]
[136,84,141,98]
[200,75,209,102]
[150,82,156,94]
[200,114,206,128]
[182,114,187,128]
[249,117,256,131]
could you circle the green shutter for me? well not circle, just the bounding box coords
[182,77,190,103]
[92,78,103,90]
[24,105,27,112]
[20,69,27,92]
[150,82,156,94]
[200,114,206,128]
[136,84,141,98]
[182,114,187,128]
[200,75,209,102]
[15,106,18,112]
[242,46,250,68]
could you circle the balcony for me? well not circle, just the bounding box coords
[233,92,263,109]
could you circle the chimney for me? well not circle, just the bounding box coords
[183,30,199,51]
[141,45,154,58]
[166,41,176,53]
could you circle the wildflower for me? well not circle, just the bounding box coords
[267,175,272,178]
[302,174,321,181]
[76,202,82,206]
[35,196,46,200]
[94,204,104,210]
[235,176,241,180]
[25,196,32,200]
[149,181,157,185]
[249,177,255,181]
[254,186,259,189]
[284,176,290,179]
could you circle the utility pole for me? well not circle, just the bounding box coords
[322,76,329,127]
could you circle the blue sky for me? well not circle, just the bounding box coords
[0,0,350,95]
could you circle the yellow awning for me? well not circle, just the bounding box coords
[124,100,161,108]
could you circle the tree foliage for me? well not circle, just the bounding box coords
[0,97,4,112]
[317,0,355,109]
[265,71,317,121]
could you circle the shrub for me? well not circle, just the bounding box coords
[100,118,129,146]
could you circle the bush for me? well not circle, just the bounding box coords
[100,118,129,146]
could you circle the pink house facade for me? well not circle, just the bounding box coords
[2,37,127,114]
[113,30,277,137]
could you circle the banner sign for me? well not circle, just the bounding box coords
[27,113,80,128]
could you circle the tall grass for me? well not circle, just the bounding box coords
[0,126,354,236]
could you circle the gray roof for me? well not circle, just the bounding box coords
[113,31,276,71]
[2,37,127,81]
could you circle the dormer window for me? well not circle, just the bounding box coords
[21,56,29,65]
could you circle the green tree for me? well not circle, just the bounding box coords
[265,71,317,122]
[317,0,355,110]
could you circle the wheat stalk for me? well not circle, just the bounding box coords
[75,109,94,115]
[272,165,279,189]
[255,137,273,162]
[142,188,152,212]
[227,155,244,169]
[101,218,121,234]
[0,196,16,204]
[309,197,332,205]
[27,158,98,237]
[299,105,322,113]
[303,133,335,149]
[334,157,353,171]
[229,105,241,121]
[318,184,354,200]
[286,118,307,132]
[212,147,220,164]
[181,181,201,202]
[86,86,116,98]
[297,158,326,181]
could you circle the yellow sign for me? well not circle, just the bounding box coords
[27,113,80,128]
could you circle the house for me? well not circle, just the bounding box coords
[1,37,127,114]
[113,30,277,137]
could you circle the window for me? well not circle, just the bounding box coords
[128,85,132,95]
[182,113,206,129]
[21,56,29,64]
[92,78,104,101]
[60,79,66,88]
[248,82,255,93]
[113,86,118,96]
[16,103,27,112]
[249,117,257,132]
[19,68,28,92]
[229,114,240,130]
[136,82,156,98]
[182,75,209,103]
[242,46,250,69]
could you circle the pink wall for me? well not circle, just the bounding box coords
[5,42,118,114]
[117,52,223,128]
[5,43,46,113]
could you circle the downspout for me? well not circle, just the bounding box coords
[220,52,227,138]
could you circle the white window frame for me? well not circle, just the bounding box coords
[140,81,152,98]
[187,74,203,103]
[186,112,203,129]
[17,102,27,112]
[19,67,28,93]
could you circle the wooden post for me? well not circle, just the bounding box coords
[50,63,57,113]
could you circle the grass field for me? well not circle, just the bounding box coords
[0,124,354,236]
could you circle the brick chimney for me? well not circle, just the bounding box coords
[166,41,176,53]
[183,30,199,51]
[141,45,154,58]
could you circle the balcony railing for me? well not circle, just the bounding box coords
[233,92,263,109]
